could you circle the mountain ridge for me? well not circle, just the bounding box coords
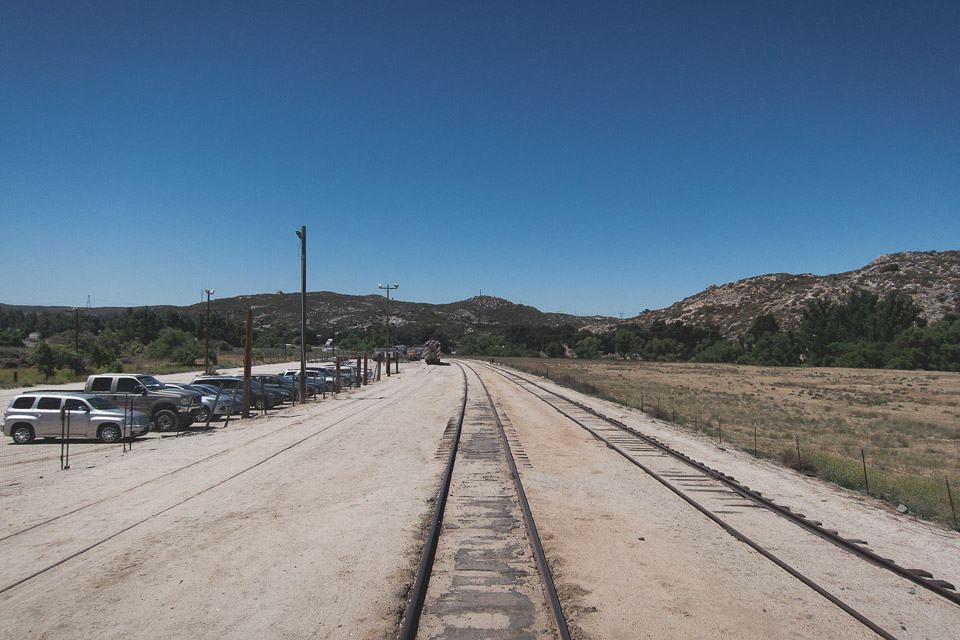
[4,250,958,341]
[629,250,960,337]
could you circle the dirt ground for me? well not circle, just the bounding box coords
[473,362,960,639]
[1,361,958,638]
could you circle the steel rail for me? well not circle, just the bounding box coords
[483,362,960,607]
[467,362,912,639]
[398,363,468,639]
[471,364,572,640]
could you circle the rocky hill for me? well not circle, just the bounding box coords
[184,292,611,338]
[5,251,958,343]
[629,251,960,337]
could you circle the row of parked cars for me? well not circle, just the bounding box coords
[1,364,368,445]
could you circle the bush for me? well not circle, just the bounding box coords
[779,446,817,474]
[147,328,199,364]
[30,342,56,378]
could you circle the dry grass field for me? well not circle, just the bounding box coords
[500,358,960,529]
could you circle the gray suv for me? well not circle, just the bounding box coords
[2,391,151,444]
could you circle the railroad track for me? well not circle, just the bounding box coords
[466,359,959,640]
[0,366,436,595]
[399,362,570,639]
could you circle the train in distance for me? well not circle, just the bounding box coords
[424,340,442,365]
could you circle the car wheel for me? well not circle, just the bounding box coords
[12,425,34,444]
[254,398,265,410]
[154,409,178,432]
[99,424,121,443]
[197,406,211,422]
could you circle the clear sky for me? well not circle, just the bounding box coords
[2,1,958,317]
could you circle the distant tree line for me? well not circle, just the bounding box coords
[3,289,958,373]
[0,306,248,371]
[455,290,960,372]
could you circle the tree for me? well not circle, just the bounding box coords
[575,336,601,359]
[748,314,780,341]
[614,329,637,358]
[146,328,200,365]
[31,341,56,378]
[693,340,744,363]
[799,297,837,365]
[744,333,800,366]
[89,330,123,368]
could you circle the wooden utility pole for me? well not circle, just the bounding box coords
[242,308,252,418]
[297,226,307,403]
[378,283,398,377]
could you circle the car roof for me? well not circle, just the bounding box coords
[16,390,88,396]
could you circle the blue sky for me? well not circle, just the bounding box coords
[2,1,958,317]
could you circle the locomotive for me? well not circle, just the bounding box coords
[423,340,442,365]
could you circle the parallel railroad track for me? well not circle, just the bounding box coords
[468,359,959,640]
[399,361,569,639]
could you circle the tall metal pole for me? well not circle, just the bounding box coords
[297,226,307,403]
[378,283,399,377]
[204,289,215,373]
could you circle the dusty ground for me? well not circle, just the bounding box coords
[504,358,960,526]
[1,360,958,638]
[473,362,960,639]
[1,361,460,639]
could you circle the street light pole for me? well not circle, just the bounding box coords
[204,289,215,373]
[296,226,307,403]
[378,283,398,377]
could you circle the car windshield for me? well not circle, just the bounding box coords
[176,384,205,394]
[88,396,116,409]
[194,384,223,395]
[136,375,166,390]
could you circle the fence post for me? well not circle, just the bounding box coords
[861,449,870,494]
[796,435,802,468]
[947,477,958,531]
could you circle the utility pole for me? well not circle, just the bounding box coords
[204,289,215,373]
[296,226,307,403]
[378,283,398,377]
[74,308,80,355]
[242,308,252,418]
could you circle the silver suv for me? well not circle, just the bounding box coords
[2,391,151,444]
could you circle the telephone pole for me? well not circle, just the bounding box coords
[378,283,398,377]
[296,226,307,403]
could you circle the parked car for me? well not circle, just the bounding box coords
[2,391,151,444]
[84,373,202,431]
[281,368,330,392]
[250,374,294,402]
[164,383,241,421]
[190,376,283,410]
[310,365,351,389]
